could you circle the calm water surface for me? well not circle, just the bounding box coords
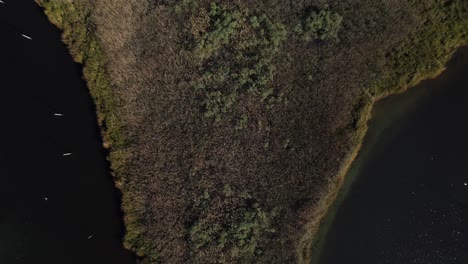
[0,1,136,263]
[317,48,468,264]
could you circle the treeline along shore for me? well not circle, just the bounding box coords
[36,0,468,263]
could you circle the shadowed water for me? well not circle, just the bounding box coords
[317,47,468,264]
[0,1,136,263]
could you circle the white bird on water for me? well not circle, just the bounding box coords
[44,197,48,201]
[62,153,72,156]
[87,235,93,239]
[21,34,32,40]
[54,113,63,117]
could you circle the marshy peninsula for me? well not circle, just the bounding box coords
[19,0,468,263]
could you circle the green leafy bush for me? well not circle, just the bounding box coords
[194,3,241,59]
[189,201,275,260]
[296,8,343,41]
[192,3,287,121]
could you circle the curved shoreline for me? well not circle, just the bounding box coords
[33,0,138,256]
[300,52,459,264]
[0,1,136,262]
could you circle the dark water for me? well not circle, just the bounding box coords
[0,1,136,263]
[317,48,468,264]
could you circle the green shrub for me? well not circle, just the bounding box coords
[297,7,343,41]
[194,3,241,59]
[203,91,237,122]
[235,114,249,130]
[189,202,274,258]
[190,220,221,249]
[192,3,287,121]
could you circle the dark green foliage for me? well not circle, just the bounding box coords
[190,219,221,249]
[192,3,287,121]
[235,114,249,130]
[203,91,236,122]
[194,3,240,59]
[296,7,343,41]
[189,195,275,262]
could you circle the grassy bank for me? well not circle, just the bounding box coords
[298,99,373,263]
[35,1,124,148]
[36,0,468,263]
[304,1,468,262]
[34,0,140,255]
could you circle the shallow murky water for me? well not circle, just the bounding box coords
[317,48,468,264]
